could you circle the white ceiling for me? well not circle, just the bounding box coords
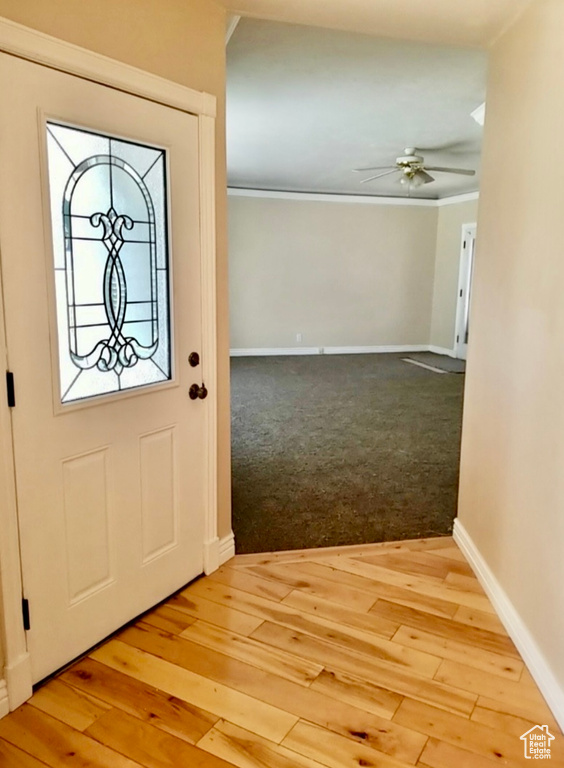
[227,19,488,199]
[221,0,533,48]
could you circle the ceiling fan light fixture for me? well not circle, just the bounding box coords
[399,169,424,188]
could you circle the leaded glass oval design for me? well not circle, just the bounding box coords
[45,122,171,403]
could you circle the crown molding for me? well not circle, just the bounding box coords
[228,187,479,208]
[226,14,241,44]
[435,191,480,207]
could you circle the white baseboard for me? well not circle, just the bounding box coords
[231,345,429,357]
[323,345,428,355]
[0,681,9,719]
[453,519,564,731]
[230,347,319,357]
[428,345,457,358]
[219,531,236,565]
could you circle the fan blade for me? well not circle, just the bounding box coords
[360,168,400,184]
[417,170,435,185]
[425,166,476,176]
[417,140,475,154]
[353,165,395,172]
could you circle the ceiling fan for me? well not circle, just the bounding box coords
[354,147,476,188]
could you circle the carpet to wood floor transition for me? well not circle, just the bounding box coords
[0,537,560,766]
[231,354,465,553]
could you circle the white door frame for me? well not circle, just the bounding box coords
[0,17,220,712]
[454,222,477,360]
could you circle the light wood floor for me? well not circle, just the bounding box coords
[0,536,561,767]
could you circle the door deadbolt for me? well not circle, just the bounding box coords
[188,351,200,367]
[189,383,208,400]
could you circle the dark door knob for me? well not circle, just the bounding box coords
[189,383,208,400]
[188,352,200,367]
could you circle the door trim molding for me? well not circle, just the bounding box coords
[0,222,32,710]
[454,222,477,359]
[0,17,215,118]
[0,16,218,711]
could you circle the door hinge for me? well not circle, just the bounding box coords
[464,240,467,248]
[460,289,463,297]
[22,598,30,631]
[456,335,460,343]
[6,371,15,408]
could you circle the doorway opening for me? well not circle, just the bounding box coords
[227,18,485,553]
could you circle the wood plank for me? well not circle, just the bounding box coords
[393,698,533,766]
[470,704,550,739]
[434,659,548,708]
[415,700,564,765]
[117,622,427,762]
[451,605,507,636]
[272,558,422,597]
[281,719,419,768]
[282,589,399,640]
[251,621,477,717]
[180,619,324,686]
[392,625,523,681]
[357,550,471,581]
[0,705,144,768]
[476,696,561,735]
[244,562,378,612]
[369,599,519,658]
[443,571,485,594]
[364,579,462,619]
[435,659,560,727]
[321,556,496,613]
[428,546,468,563]
[196,719,331,768]
[418,738,514,768]
[0,738,51,768]
[85,707,234,768]
[310,668,403,719]
[206,564,294,601]
[186,579,441,678]
[60,657,218,745]
[286,569,461,620]
[519,666,546,690]
[90,639,298,743]
[166,591,264,636]
[140,605,197,635]
[28,679,110,731]
[231,536,455,567]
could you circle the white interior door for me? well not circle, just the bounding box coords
[455,224,477,361]
[0,53,207,682]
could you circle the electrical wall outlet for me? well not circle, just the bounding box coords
[296,332,302,343]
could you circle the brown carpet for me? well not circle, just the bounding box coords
[231,353,465,554]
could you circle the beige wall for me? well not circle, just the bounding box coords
[229,195,438,349]
[458,0,564,701]
[0,0,232,541]
[430,199,479,351]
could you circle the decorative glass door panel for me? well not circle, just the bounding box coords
[45,122,171,404]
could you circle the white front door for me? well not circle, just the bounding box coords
[0,53,207,682]
[455,224,477,361]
